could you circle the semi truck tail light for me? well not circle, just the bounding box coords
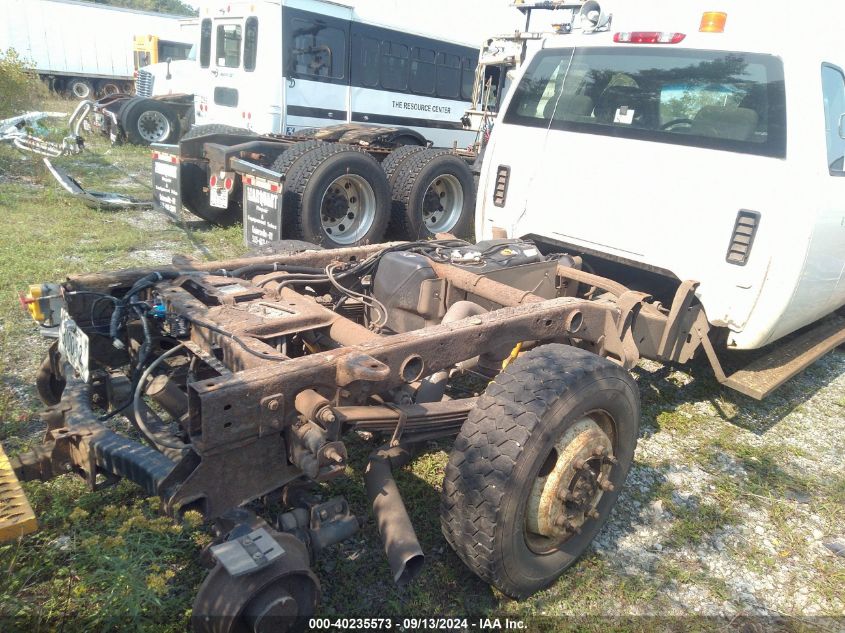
[209,175,218,187]
[224,177,234,191]
[614,32,686,44]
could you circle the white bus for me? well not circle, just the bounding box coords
[193,0,484,147]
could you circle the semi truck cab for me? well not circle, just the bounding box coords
[476,1,845,352]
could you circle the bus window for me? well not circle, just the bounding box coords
[200,19,211,68]
[410,47,435,95]
[216,24,242,68]
[436,53,460,99]
[288,17,347,79]
[134,50,151,69]
[158,40,192,62]
[382,41,409,91]
[357,36,380,88]
[244,17,258,71]
[461,57,476,101]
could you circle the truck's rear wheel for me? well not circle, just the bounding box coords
[390,149,475,239]
[283,144,390,247]
[440,344,639,599]
[67,78,94,100]
[122,98,181,145]
[180,125,257,225]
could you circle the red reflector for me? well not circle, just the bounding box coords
[270,184,279,193]
[243,176,252,185]
[247,112,252,120]
[209,175,218,187]
[170,156,178,164]
[224,177,233,190]
[614,31,685,44]
[152,151,159,160]
[241,111,246,119]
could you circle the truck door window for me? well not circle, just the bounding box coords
[288,17,347,80]
[504,47,786,158]
[244,17,258,72]
[216,24,242,68]
[822,64,845,173]
[200,19,211,68]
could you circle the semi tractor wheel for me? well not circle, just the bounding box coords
[441,344,639,599]
[121,98,181,145]
[390,148,475,240]
[282,144,391,248]
[180,124,257,226]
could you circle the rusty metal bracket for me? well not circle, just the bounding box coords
[614,290,651,369]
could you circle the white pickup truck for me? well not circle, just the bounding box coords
[476,0,845,395]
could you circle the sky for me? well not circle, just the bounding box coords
[187,0,538,44]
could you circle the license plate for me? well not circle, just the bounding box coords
[58,312,90,383]
[210,186,229,208]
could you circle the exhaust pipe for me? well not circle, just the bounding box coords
[364,445,424,585]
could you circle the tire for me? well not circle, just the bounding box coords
[121,99,181,145]
[282,143,391,248]
[246,239,324,257]
[270,140,324,176]
[440,344,640,599]
[179,125,258,225]
[67,78,94,100]
[97,81,121,97]
[381,145,427,185]
[390,148,476,240]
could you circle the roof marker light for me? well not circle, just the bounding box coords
[614,32,686,44]
[700,12,727,33]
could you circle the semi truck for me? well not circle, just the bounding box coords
[6,1,845,631]
[150,0,520,245]
[89,20,199,145]
[0,0,194,99]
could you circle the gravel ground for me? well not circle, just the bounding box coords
[586,351,845,628]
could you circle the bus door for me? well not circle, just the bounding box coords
[282,6,352,135]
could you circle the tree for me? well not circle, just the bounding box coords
[89,0,198,17]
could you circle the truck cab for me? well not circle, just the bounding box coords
[476,1,845,351]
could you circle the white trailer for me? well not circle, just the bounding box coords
[0,0,191,99]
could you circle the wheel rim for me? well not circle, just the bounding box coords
[101,83,120,96]
[72,82,90,99]
[421,173,463,233]
[319,174,376,244]
[524,412,618,554]
[137,110,171,143]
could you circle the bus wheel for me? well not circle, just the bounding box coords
[441,344,639,599]
[391,149,476,240]
[283,144,390,248]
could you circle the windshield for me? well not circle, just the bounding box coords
[504,47,786,158]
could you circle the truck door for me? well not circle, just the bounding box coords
[281,6,352,135]
[206,17,248,129]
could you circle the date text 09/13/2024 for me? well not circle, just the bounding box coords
[308,618,527,630]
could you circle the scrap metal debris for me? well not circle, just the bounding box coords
[43,158,152,210]
[0,102,91,157]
